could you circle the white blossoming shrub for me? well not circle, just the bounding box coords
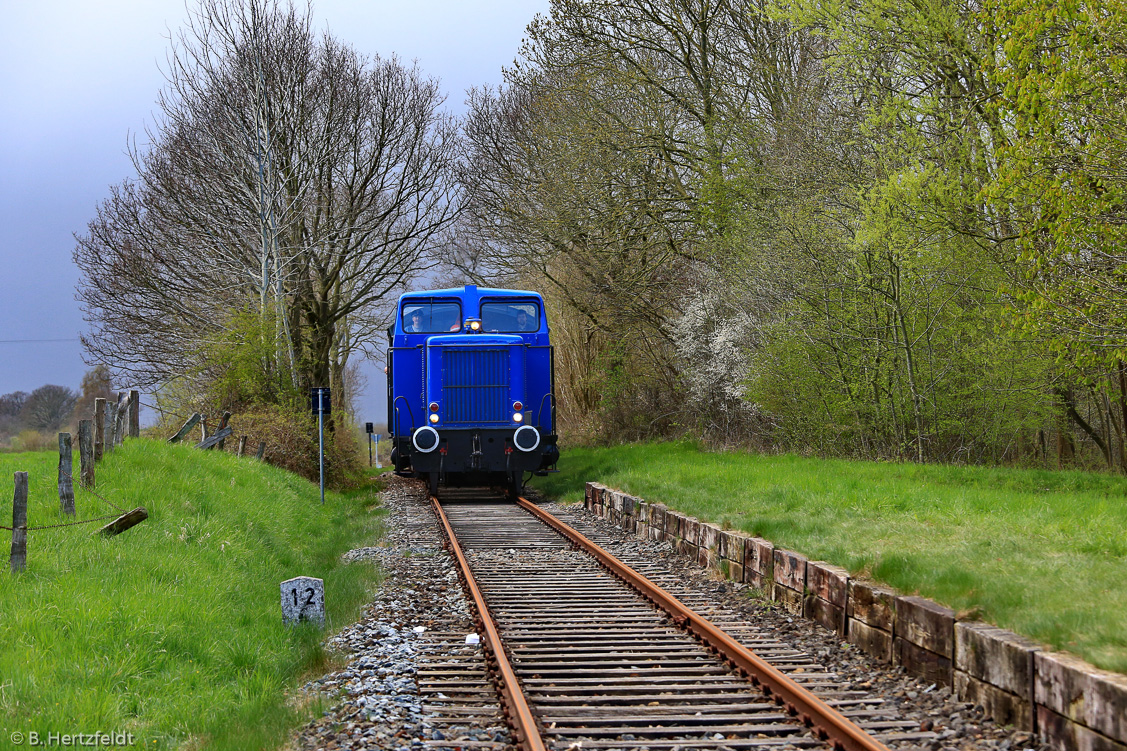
[673,290,768,444]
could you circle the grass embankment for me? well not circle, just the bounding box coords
[531,441,1127,673]
[0,440,385,749]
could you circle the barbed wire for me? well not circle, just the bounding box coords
[70,470,127,514]
[1,470,129,532]
[2,513,122,532]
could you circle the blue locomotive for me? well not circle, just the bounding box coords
[386,285,559,496]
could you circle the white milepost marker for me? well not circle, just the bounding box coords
[281,576,325,627]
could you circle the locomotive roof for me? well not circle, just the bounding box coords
[398,284,542,302]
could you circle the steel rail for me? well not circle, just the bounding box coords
[516,496,892,751]
[430,496,547,751]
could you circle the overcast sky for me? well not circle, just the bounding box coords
[0,0,546,425]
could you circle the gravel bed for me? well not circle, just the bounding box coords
[290,477,1052,751]
[291,477,512,751]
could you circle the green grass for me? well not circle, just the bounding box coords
[531,441,1127,673]
[0,440,386,749]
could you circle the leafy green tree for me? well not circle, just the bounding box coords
[459,0,828,439]
[982,0,1127,365]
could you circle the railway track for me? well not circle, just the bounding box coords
[430,493,929,751]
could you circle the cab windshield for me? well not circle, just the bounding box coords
[481,302,540,332]
[401,301,462,333]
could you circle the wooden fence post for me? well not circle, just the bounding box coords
[256,441,267,461]
[216,411,232,450]
[105,401,118,454]
[237,436,247,457]
[116,393,129,445]
[168,413,201,443]
[96,507,148,537]
[58,433,75,516]
[114,395,127,447]
[200,416,209,443]
[10,472,27,573]
[94,398,106,461]
[129,389,140,438]
[78,420,95,488]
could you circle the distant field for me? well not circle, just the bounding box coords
[531,441,1127,673]
[0,440,385,749]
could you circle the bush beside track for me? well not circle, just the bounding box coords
[0,439,385,749]
[530,441,1127,674]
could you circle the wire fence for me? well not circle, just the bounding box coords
[0,470,126,532]
[7,393,264,571]
[6,390,144,571]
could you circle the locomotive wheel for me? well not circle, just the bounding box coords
[505,471,521,500]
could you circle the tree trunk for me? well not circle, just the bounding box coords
[1058,387,1107,464]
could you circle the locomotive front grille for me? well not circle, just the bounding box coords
[442,348,510,424]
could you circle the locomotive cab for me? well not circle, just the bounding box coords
[386,285,558,496]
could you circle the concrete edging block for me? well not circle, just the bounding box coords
[743,537,774,589]
[896,595,955,658]
[956,621,1041,698]
[1036,650,1127,744]
[848,580,896,631]
[1038,706,1127,751]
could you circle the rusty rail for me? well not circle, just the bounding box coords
[516,496,892,751]
[431,496,546,751]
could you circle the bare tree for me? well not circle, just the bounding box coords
[0,391,28,438]
[22,385,78,433]
[72,365,116,428]
[75,0,459,405]
[455,0,829,438]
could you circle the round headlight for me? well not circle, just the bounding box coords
[513,425,541,452]
[470,320,481,331]
[412,426,440,453]
[429,413,440,424]
[513,412,523,423]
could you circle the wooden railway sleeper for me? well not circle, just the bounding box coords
[431,495,547,751]
[432,495,903,751]
[515,496,893,751]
